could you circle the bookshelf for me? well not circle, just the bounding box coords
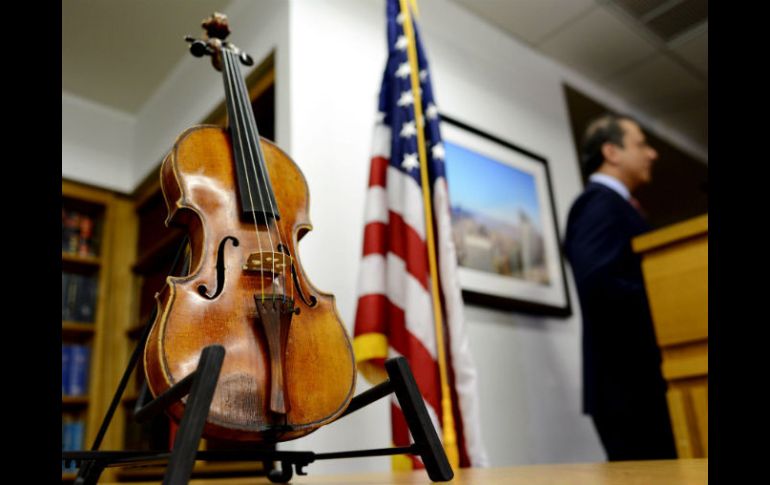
[62,180,135,482]
[62,53,276,482]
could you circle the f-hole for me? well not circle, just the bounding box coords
[277,244,317,308]
[198,236,239,299]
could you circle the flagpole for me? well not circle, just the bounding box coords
[398,0,460,470]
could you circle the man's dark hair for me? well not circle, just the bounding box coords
[580,113,636,175]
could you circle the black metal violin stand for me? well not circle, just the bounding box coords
[63,313,453,484]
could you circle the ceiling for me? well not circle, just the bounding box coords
[62,0,707,152]
[62,0,233,114]
[450,0,707,151]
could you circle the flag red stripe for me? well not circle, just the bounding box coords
[391,404,424,469]
[369,156,389,187]
[361,214,429,291]
[354,293,388,335]
[362,222,387,256]
[355,293,441,414]
[381,298,441,414]
[388,212,429,291]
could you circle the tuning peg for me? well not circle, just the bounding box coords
[239,51,254,66]
[184,36,209,57]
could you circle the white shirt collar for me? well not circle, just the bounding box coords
[589,173,630,201]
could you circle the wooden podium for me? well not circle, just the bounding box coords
[632,214,708,458]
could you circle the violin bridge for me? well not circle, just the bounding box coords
[243,251,291,276]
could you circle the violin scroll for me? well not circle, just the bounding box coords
[185,12,253,70]
[201,12,230,40]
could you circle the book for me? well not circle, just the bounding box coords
[78,214,94,257]
[62,209,81,254]
[62,344,71,395]
[62,273,71,321]
[64,273,80,322]
[74,275,98,323]
[68,345,90,396]
[62,416,85,472]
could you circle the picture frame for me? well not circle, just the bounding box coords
[440,114,572,317]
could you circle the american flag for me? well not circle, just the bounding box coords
[353,0,488,469]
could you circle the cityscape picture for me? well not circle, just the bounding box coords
[445,140,549,286]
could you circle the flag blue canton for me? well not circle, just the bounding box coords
[379,0,446,188]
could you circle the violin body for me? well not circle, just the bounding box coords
[144,125,356,442]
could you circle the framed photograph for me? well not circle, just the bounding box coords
[441,115,572,317]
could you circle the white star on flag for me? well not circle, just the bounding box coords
[396,62,410,79]
[420,69,428,81]
[400,121,417,138]
[432,142,445,160]
[425,103,439,120]
[375,111,386,123]
[397,90,414,107]
[395,35,408,51]
[396,12,405,24]
[401,152,419,171]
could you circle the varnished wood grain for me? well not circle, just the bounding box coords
[632,214,707,253]
[144,126,356,442]
[633,214,708,458]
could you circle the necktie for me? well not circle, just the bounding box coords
[629,196,646,219]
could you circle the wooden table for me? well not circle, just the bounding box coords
[101,459,707,484]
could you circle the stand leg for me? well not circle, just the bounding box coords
[72,238,190,483]
[73,460,104,485]
[386,357,454,482]
[267,460,294,483]
[162,345,225,485]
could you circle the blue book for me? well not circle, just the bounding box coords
[63,420,85,472]
[62,344,71,396]
[71,420,85,450]
[68,345,90,396]
[62,418,75,471]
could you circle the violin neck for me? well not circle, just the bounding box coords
[221,48,280,222]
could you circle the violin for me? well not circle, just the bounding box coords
[143,13,356,442]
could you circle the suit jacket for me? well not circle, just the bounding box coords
[564,182,666,416]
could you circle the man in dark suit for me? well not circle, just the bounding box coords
[564,113,677,461]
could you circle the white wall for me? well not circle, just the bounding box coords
[61,0,707,474]
[276,0,394,472]
[62,92,135,193]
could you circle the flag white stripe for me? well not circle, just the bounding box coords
[364,186,389,225]
[362,163,427,242]
[357,254,387,297]
[357,253,437,359]
[371,123,391,158]
[386,165,426,240]
[392,253,437,359]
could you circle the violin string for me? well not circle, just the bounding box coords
[225,49,277,300]
[223,49,266,300]
[229,48,293,305]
